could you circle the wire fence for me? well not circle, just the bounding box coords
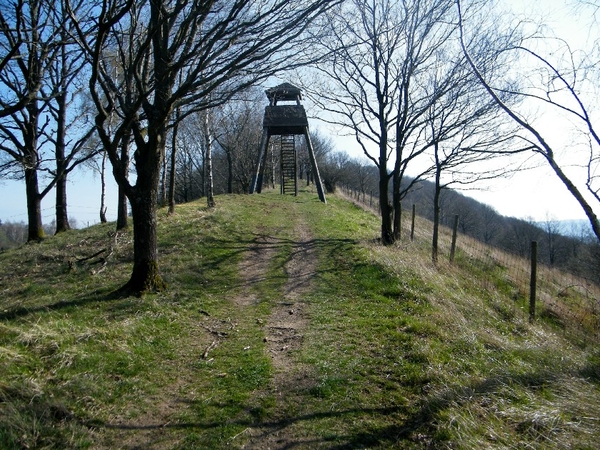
[341,186,600,346]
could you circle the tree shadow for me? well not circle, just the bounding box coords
[0,288,120,321]
[2,363,575,449]
[190,232,357,294]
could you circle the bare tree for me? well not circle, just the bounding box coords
[167,105,181,214]
[309,0,472,244]
[213,90,264,194]
[169,132,201,203]
[0,3,43,118]
[45,0,97,233]
[423,47,525,263]
[457,0,600,242]
[541,214,566,266]
[0,0,59,241]
[320,149,349,194]
[67,0,339,295]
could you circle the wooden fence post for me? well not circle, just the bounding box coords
[529,240,538,323]
[450,214,459,263]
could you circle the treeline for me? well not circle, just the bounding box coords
[155,88,340,205]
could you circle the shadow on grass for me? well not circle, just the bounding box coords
[82,404,407,449]
[0,288,122,321]
[0,234,356,323]
[192,233,357,293]
[78,367,570,449]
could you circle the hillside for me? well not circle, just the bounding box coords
[1,190,599,449]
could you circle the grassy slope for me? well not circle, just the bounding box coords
[0,190,599,449]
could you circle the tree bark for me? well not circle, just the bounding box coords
[168,108,180,214]
[116,130,130,230]
[118,133,166,295]
[100,150,107,223]
[205,111,216,208]
[54,92,70,233]
[226,150,234,194]
[379,168,393,245]
[25,166,44,241]
[432,167,442,264]
[121,181,166,295]
[55,173,70,233]
[54,38,71,233]
[168,139,176,214]
[392,169,402,241]
[160,149,167,205]
[24,91,44,241]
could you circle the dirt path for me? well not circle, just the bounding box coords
[100,222,319,449]
[240,222,319,449]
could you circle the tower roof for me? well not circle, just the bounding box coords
[265,82,303,102]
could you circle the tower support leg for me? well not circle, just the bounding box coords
[304,129,327,203]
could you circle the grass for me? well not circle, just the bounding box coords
[1,188,599,448]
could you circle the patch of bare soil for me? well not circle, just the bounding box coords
[234,233,281,306]
[241,223,320,449]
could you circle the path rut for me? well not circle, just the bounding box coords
[239,222,319,449]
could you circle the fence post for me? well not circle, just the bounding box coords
[529,240,538,323]
[450,214,459,263]
[411,204,416,241]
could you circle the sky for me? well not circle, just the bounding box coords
[1,170,120,228]
[454,0,597,223]
[0,0,597,228]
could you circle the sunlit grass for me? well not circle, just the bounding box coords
[0,189,599,448]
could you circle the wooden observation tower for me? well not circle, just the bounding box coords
[249,83,326,203]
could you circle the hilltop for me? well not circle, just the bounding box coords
[1,190,599,449]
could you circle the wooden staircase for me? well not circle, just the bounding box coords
[280,135,297,196]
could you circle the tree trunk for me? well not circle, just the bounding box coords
[392,168,401,241]
[168,140,177,214]
[54,89,69,233]
[118,137,166,295]
[226,150,233,194]
[100,150,107,223]
[23,93,44,242]
[54,42,70,234]
[545,154,600,242]
[121,184,166,295]
[432,170,441,264]
[55,173,70,233]
[25,167,44,241]
[379,169,393,245]
[116,131,130,230]
[168,108,180,214]
[205,111,215,208]
[432,145,442,264]
[378,134,393,245]
[160,148,167,205]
